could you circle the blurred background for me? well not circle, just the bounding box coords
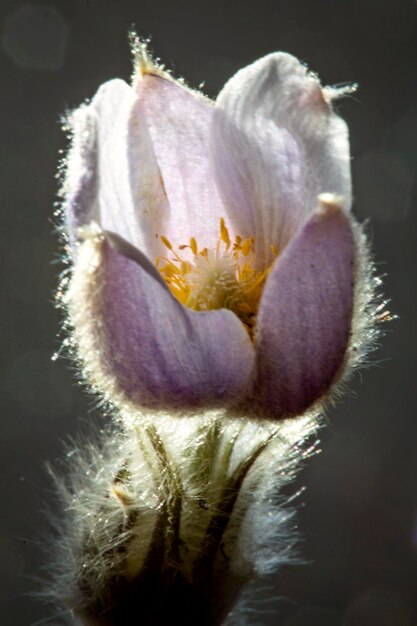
[1,0,416,624]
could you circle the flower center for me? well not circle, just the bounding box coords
[155,219,278,335]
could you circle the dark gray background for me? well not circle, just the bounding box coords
[1,0,416,624]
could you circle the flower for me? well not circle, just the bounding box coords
[50,43,387,626]
[60,43,374,420]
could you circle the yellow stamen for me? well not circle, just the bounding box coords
[220,218,231,249]
[241,238,252,257]
[156,219,279,337]
[190,237,198,255]
[160,235,173,251]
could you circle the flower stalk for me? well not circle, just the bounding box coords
[49,413,318,625]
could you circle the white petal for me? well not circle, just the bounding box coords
[212,52,351,267]
[65,78,170,260]
[139,74,228,253]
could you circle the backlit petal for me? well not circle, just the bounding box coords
[71,230,255,411]
[139,74,228,253]
[63,82,102,244]
[212,53,351,267]
[65,79,170,259]
[252,197,354,418]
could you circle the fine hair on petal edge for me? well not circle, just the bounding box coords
[320,216,390,418]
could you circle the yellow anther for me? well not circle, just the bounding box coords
[181,260,191,274]
[220,218,231,248]
[161,235,173,251]
[155,218,275,338]
[179,237,199,255]
[241,239,252,256]
[190,237,198,255]
[160,261,179,277]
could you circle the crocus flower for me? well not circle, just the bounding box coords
[62,44,370,420]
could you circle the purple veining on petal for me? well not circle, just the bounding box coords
[252,200,355,418]
[96,233,255,409]
[139,74,230,253]
[212,53,351,268]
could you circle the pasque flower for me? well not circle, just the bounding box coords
[62,44,370,421]
[50,42,385,626]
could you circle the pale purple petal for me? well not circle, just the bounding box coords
[95,233,255,409]
[212,53,351,267]
[139,74,228,252]
[252,198,354,418]
[63,83,102,244]
[65,79,170,259]
[98,80,173,260]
